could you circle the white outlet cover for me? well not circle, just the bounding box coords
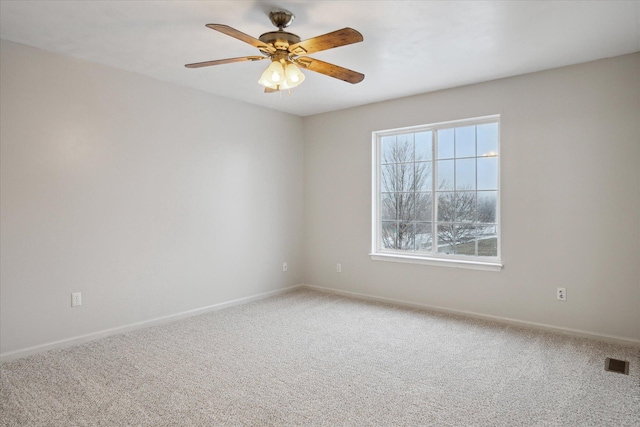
[71,292,82,307]
[557,288,566,301]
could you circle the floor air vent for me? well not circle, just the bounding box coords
[605,358,629,375]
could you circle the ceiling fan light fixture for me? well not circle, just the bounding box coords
[284,61,305,88]
[258,60,284,88]
[259,60,305,91]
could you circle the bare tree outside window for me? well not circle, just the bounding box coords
[436,189,497,256]
[380,134,432,251]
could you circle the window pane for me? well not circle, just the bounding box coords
[477,157,498,190]
[455,242,476,256]
[415,222,432,251]
[477,191,497,223]
[415,131,432,161]
[437,128,454,159]
[437,159,454,190]
[437,224,477,255]
[455,191,476,223]
[437,223,456,254]
[477,224,498,256]
[416,161,432,191]
[381,193,396,221]
[397,193,415,221]
[437,191,455,222]
[477,122,498,157]
[455,224,476,255]
[455,126,476,158]
[394,134,413,163]
[381,164,396,192]
[455,158,475,190]
[398,222,415,251]
[397,134,414,162]
[381,221,397,249]
[396,163,414,191]
[415,192,432,221]
[381,136,396,164]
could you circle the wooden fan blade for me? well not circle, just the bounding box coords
[288,28,363,56]
[295,57,364,84]
[206,24,275,54]
[185,56,266,68]
[264,87,279,94]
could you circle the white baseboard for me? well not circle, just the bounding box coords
[302,284,640,348]
[0,284,304,363]
[4,282,637,362]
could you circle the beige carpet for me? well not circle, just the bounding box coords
[2,288,639,426]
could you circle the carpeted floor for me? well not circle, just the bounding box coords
[1,288,639,426]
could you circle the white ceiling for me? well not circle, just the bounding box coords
[1,1,639,117]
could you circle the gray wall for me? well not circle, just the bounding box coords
[303,53,640,343]
[0,40,304,356]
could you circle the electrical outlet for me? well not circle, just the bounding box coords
[336,263,342,273]
[71,292,82,307]
[282,262,287,272]
[557,287,566,301]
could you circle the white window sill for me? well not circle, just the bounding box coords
[370,253,503,271]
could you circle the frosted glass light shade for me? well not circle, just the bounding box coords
[258,61,284,88]
[283,62,305,89]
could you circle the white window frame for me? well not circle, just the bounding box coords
[370,115,502,271]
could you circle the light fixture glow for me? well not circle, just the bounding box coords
[284,61,305,88]
[258,59,305,91]
[258,60,284,88]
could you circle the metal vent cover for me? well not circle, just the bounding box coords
[605,358,629,375]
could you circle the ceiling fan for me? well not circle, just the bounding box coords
[185,10,364,93]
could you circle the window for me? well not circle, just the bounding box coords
[371,115,501,271]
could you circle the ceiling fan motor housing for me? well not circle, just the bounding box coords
[259,31,301,52]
